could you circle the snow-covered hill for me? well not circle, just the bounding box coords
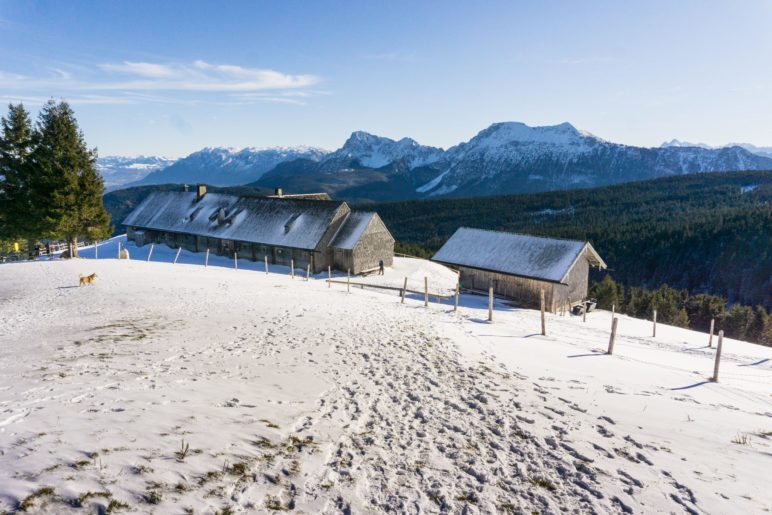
[97,155,177,191]
[132,146,329,187]
[1,238,770,513]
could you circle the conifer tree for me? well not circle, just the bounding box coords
[30,100,110,256]
[0,103,36,247]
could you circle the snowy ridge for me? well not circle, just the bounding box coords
[97,155,178,191]
[133,146,330,186]
[116,121,772,199]
[316,131,444,172]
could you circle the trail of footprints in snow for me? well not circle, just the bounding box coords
[269,316,703,514]
[17,306,702,513]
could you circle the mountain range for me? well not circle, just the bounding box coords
[101,122,772,201]
[97,155,177,191]
[661,139,772,159]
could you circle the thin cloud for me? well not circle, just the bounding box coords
[100,61,176,78]
[0,60,323,105]
[94,60,320,91]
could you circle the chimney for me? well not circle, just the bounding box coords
[274,187,283,198]
[196,184,207,201]
[183,184,189,192]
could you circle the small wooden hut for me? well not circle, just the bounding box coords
[432,227,606,313]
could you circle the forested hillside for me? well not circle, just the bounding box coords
[366,171,772,310]
[104,172,771,311]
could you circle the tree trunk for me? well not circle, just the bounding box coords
[70,237,78,258]
[27,239,35,260]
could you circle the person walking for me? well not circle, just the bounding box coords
[378,259,384,275]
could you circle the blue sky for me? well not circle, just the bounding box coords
[1,0,771,156]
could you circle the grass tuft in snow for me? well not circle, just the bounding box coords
[227,462,250,476]
[106,499,130,513]
[252,436,276,449]
[528,477,557,492]
[731,433,752,446]
[131,463,153,475]
[73,490,111,507]
[264,497,288,511]
[176,438,190,461]
[18,486,55,511]
[285,435,316,453]
[260,419,280,429]
[143,488,162,505]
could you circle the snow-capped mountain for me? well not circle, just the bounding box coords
[660,139,714,149]
[132,146,330,187]
[115,122,772,200]
[661,139,772,158]
[97,155,177,191]
[411,122,772,197]
[315,131,444,172]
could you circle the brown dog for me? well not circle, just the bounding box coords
[79,273,97,286]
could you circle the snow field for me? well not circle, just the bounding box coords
[0,239,770,514]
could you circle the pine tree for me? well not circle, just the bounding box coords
[589,274,623,310]
[0,103,36,247]
[30,100,110,256]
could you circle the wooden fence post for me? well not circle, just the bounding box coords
[264,255,268,274]
[712,330,724,382]
[611,303,615,330]
[347,269,351,293]
[117,241,121,259]
[540,289,546,336]
[607,317,618,355]
[488,282,494,322]
[291,259,295,279]
[401,277,407,304]
[147,244,154,262]
[652,309,657,337]
[174,247,182,264]
[205,248,209,268]
[306,264,310,281]
[454,283,459,312]
[328,266,332,288]
[424,277,428,307]
[582,303,587,323]
[234,252,238,270]
[708,318,715,348]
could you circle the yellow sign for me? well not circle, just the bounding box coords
[13,242,19,252]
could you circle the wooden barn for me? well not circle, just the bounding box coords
[432,227,606,313]
[123,185,394,274]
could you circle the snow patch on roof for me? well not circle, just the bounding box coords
[330,211,376,250]
[123,191,345,250]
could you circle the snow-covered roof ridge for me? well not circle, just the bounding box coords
[432,227,605,283]
[123,191,347,251]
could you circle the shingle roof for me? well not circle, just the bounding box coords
[432,227,606,283]
[122,191,346,250]
[330,211,376,250]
